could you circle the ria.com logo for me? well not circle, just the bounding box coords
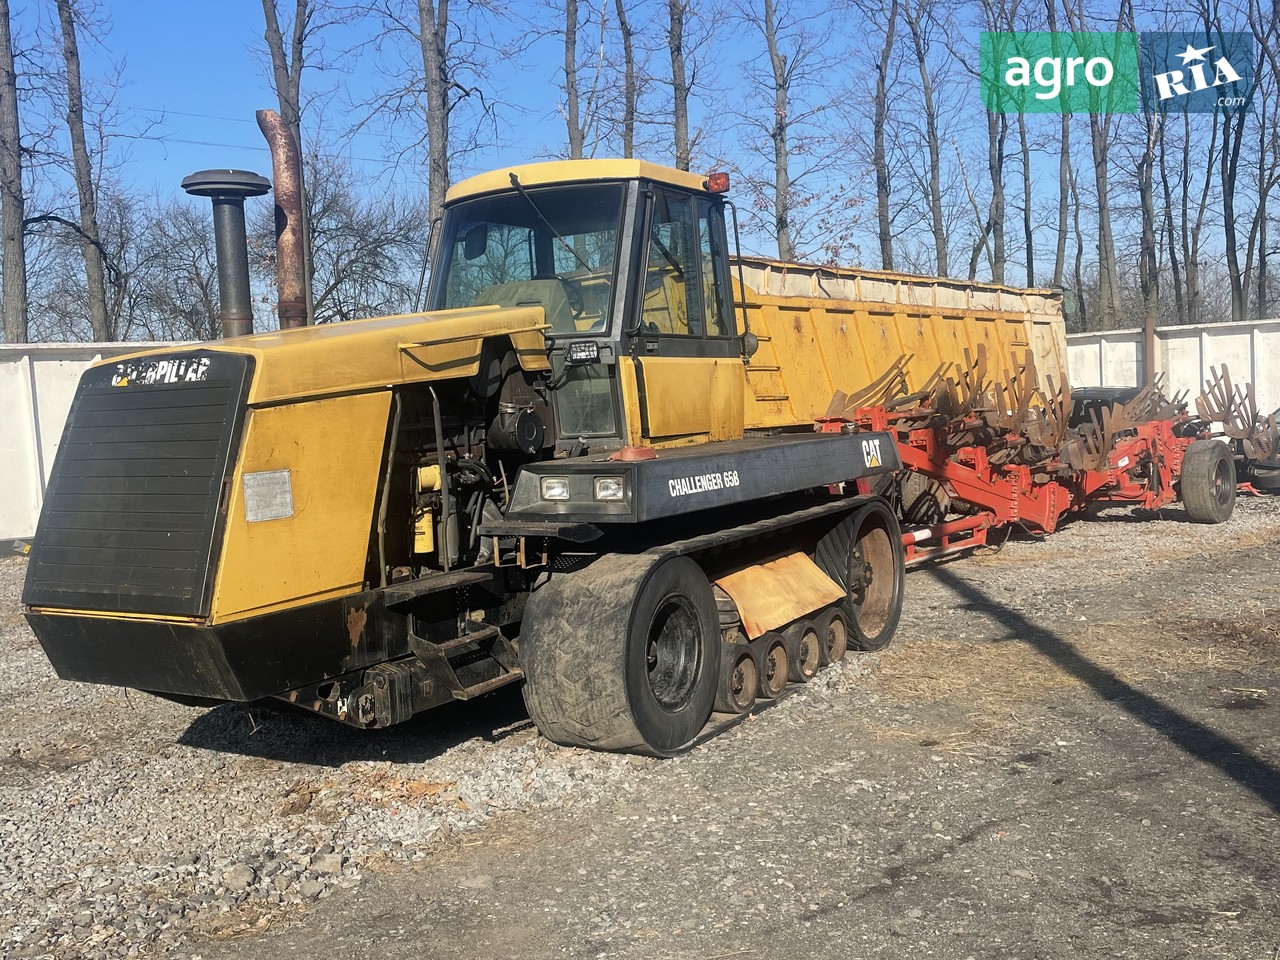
[980,30,1253,114]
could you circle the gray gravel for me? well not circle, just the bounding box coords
[0,557,635,959]
[4,496,1280,959]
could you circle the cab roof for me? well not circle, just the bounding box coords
[445,159,712,205]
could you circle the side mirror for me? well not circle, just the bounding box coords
[463,224,488,261]
[741,331,759,359]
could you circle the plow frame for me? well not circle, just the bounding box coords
[820,409,1198,566]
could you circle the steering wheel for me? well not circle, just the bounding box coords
[536,274,585,320]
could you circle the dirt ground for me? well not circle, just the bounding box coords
[163,501,1280,960]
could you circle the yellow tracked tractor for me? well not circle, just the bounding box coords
[23,157,1100,754]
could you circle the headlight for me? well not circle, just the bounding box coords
[594,476,625,501]
[540,477,570,501]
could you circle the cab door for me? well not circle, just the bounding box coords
[622,186,745,447]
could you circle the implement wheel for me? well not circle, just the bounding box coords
[816,500,904,652]
[520,554,718,755]
[1180,439,1236,524]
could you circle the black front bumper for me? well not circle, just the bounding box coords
[26,589,411,702]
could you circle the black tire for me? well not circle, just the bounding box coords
[756,634,789,698]
[898,471,950,526]
[783,620,821,682]
[520,553,718,755]
[1249,465,1280,492]
[715,644,758,714]
[815,500,904,651]
[815,607,849,665]
[1180,439,1236,524]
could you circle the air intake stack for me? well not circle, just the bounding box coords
[181,169,271,338]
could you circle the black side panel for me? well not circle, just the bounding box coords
[22,351,252,617]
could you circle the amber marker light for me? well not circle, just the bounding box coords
[706,171,730,193]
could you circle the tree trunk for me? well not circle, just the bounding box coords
[615,0,635,158]
[1052,114,1069,288]
[1137,113,1159,385]
[667,0,690,170]
[872,0,897,270]
[762,0,794,261]
[417,0,451,223]
[0,0,26,343]
[55,0,110,341]
[1157,109,1184,323]
[985,108,1006,283]
[1089,115,1121,329]
[1221,106,1247,323]
[1017,113,1032,287]
[262,0,315,324]
[1061,0,1124,328]
[901,0,946,275]
[1070,167,1086,330]
[564,0,584,158]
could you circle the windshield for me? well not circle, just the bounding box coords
[431,183,624,335]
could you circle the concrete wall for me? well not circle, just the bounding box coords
[1066,319,1280,412]
[4,324,1277,540]
[0,343,177,542]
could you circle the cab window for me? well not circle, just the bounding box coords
[641,188,733,338]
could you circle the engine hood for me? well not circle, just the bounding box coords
[96,304,551,405]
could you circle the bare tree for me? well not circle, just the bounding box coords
[564,0,583,158]
[615,0,635,157]
[261,0,317,324]
[1015,113,1032,286]
[898,0,948,275]
[420,0,452,222]
[1060,0,1125,328]
[667,0,691,170]
[865,0,898,269]
[761,0,793,259]
[251,153,430,324]
[0,0,26,342]
[53,0,109,340]
[561,0,609,159]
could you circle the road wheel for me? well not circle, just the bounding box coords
[783,621,821,682]
[757,635,789,699]
[844,501,905,651]
[715,645,758,714]
[520,553,718,755]
[815,607,849,665]
[1180,439,1236,524]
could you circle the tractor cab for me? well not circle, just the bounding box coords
[429,160,750,451]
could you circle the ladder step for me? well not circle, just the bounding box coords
[436,624,501,655]
[457,669,524,700]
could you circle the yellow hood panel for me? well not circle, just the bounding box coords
[95,305,551,405]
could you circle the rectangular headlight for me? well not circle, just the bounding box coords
[540,477,570,501]
[566,340,600,364]
[594,476,625,501]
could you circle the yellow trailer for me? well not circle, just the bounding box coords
[732,255,1067,430]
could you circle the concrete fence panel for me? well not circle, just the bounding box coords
[1,343,173,541]
[1066,319,1280,412]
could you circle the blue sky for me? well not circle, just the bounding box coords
[66,1,722,198]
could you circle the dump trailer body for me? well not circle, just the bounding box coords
[731,255,1067,430]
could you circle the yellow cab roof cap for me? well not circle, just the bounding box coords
[445,158,712,205]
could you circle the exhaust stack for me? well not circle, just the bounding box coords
[256,109,307,329]
[181,169,270,339]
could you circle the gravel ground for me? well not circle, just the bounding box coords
[5,496,1280,959]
